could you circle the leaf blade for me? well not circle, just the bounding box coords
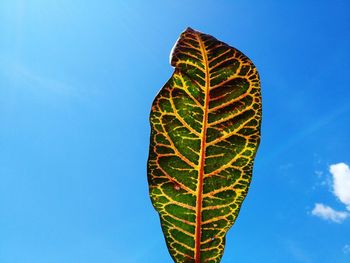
[148,27,262,263]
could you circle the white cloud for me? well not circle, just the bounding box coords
[343,244,350,254]
[330,163,350,211]
[311,162,350,223]
[311,203,348,223]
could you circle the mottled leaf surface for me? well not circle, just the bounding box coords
[147,28,262,263]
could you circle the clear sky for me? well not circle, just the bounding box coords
[1,1,350,262]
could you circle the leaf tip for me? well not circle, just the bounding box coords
[169,27,196,67]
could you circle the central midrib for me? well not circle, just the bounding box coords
[194,32,210,263]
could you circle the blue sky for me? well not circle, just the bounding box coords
[1,1,350,262]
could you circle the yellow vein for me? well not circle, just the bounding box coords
[168,93,201,137]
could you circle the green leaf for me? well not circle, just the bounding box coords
[147,27,262,263]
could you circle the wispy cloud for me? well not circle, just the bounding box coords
[286,240,313,263]
[343,244,350,254]
[311,203,348,223]
[9,63,76,96]
[1,61,88,101]
[311,162,350,223]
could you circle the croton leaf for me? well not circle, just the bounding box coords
[147,27,262,262]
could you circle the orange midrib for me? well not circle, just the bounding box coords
[194,33,210,263]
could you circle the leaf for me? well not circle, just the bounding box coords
[147,27,262,263]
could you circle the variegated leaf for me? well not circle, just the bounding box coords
[147,27,262,263]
